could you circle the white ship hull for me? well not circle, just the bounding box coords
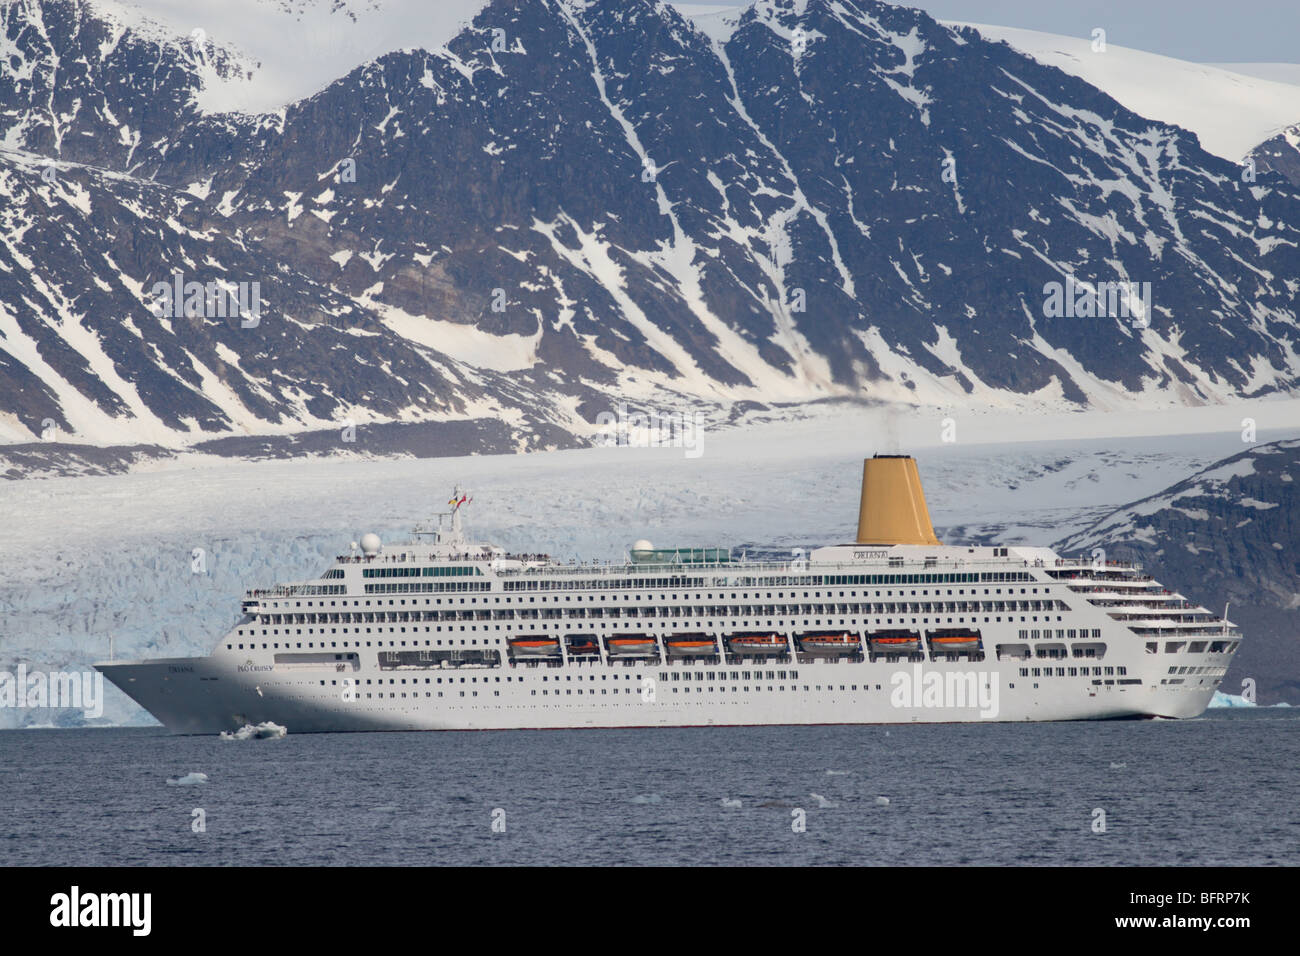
[98,648,1227,735]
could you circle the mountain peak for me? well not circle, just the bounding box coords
[2,0,1298,464]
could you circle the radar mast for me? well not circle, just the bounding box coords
[412,486,472,551]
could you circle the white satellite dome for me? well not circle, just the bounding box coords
[360,533,382,556]
[632,539,653,553]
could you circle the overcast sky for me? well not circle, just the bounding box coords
[675,1,1300,63]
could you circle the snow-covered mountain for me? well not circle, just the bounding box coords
[1214,63,1300,87]
[3,0,1300,468]
[954,22,1300,163]
[1058,439,1300,705]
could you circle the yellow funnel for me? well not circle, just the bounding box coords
[855,455,942,546]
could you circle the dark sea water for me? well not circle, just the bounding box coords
[1,709,1296,866]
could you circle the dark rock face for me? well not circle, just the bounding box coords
[1058,439,1300,704]
[1249,123,1300,188]
[2,0,1299,466]
[0,440,176,480]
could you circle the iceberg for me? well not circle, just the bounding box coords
[1208,691,1256,708]
[166,772,208,786]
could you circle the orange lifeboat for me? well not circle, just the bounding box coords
[508,637,561,659]
[666,635,718,657]
[727,633,788,656]
[866,630,923,653]
[606,635,659,658]
[927,629,983,653]
[566,636,600,656]
[797,632,861,656]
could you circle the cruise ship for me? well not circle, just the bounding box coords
[96,456,1240,733]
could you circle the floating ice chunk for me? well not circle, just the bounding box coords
[719,797,742,808]
[825,769,850,776]
[220,721,287,740]
[809,792,837,809]
[875,796,891,806]
[1109,761,1127,769]
[166,772,208,786]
